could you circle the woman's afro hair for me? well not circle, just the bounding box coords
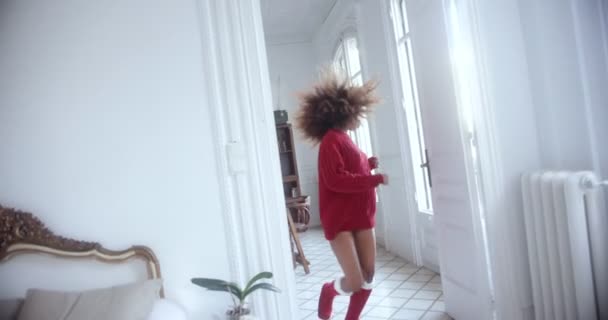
[295,68,380,144]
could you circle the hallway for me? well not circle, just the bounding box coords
[296,229,451,320]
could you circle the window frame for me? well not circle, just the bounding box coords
[391,0,433,213]
[332,32,374,158]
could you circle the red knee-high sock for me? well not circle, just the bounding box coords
[345,281,373,320]
[318,280,350,320]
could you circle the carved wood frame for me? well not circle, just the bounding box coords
[0,205,164,297]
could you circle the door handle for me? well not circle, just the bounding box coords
[420,149,432,187]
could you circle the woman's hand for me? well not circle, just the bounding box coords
[369,157,379,169]
[380,174,389,185]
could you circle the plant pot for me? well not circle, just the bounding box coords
[228,316,256,320]
[227,313,257,320]
[227,306,253,320]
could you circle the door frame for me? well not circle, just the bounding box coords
[385,0,511,315]
[195,0,298,319]
[199,0,524,318]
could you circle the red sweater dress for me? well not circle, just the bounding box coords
[318,129,384,240]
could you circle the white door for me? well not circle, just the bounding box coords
[391,0,441,273]
[406,0,493,319]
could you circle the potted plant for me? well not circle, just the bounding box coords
[191,271,280,320]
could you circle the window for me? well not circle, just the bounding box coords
[391,0,433,213]
[332,35,374,157]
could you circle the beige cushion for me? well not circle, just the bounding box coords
[17,291,78,320]
[18,279,162,320]
[0,299,24,320]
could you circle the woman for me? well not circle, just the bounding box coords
[296,69,388,320]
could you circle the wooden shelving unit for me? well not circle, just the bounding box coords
[276,124,302,199]
[276,122,311,274]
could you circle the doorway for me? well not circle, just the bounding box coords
[260,0,493,318]
[390,0,440,273]
[395,0,494,319]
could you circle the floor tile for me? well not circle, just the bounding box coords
[409,274,434,282]
[299,310,314,320]
[299,299,318,311]
[378,296,407,308]
[391,308,426,320]
[314,270,335,278]
[333,302,349,313]
[404,299,435,310]
[378,266,400,273]
[373,287,397,297]
[297,283,317,291]
[367,295,387,305]
[295,229,449,320]
[365,306,399,318]
[399,281,426,290]
[416,268,437,275]
[297,290,319,299]
[423,283,443,291]
[430,275,442,284]
[398,266,420,273]
[376,280,405,289]
[374,272,392,281]
[325,265,342,272]
[390,289,418,299]
[387,273,411,281]
[413,290,442,300]
[421,311,451,320]
[334,295,350,304]
[385,261,408,268]
[430,301,446,312]
[299,276,325,284]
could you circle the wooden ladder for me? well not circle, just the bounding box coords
[287,209,310,274]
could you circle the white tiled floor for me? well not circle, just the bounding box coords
[295,229,452,320]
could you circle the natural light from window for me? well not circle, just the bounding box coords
[333,35,374,158]
[391,0,433,213]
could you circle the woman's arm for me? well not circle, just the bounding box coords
[319,143,384,193]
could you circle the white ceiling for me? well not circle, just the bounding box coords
[261,0,337,41]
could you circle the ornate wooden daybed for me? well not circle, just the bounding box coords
[0,205,185,320]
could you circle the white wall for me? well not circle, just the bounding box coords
[0,1,232,318]
[519,0,608,174]
[600,0,608,181]
[472,0,608,318]
[265,41,321,227]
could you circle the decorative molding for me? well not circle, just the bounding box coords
[194,0,245,297]
[194,0,298,319]
[0,206,164,297]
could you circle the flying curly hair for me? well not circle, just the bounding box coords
[295,68,380,144]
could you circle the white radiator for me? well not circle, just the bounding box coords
[521,171,608,320]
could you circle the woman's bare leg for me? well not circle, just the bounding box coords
[345,228,377,320]
[353,228,376,283]
[330,231,365,292]
[318,231,364,319]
